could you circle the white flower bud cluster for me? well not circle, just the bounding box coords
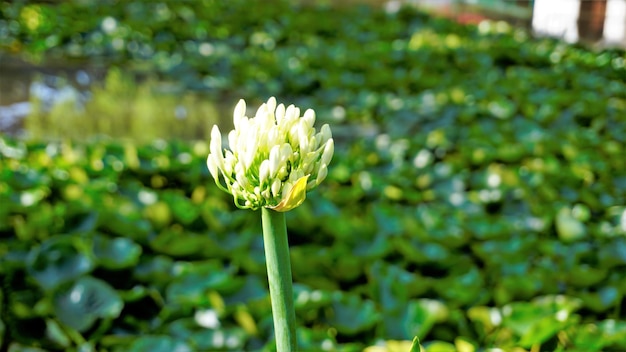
[207,97,334,211]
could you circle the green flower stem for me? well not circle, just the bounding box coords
[261,207,297,351]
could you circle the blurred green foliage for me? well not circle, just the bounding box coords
[25,68,223,143]
[1,0,626,351]
[3,0,625,141]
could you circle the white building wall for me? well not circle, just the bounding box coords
[604,0,626,46]
[532,0,581,42]
[532,0,626,47]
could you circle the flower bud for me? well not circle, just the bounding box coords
[207,97,334,211]
[321,139,334,167]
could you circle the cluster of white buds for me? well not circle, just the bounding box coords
[207,97,334,212]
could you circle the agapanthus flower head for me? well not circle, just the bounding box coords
[207,97,334,212]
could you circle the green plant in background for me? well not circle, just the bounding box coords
[207,97,334,351]
[25,68,224,143]
[1,0,626,351]
[1,131,625,350]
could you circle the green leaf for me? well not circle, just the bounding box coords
[150,228,216,257]
[161,190,199,225]
[424,341,456,352]
[328,293,380,335]
[434,265,485,305]
[294,284,332,312]
[570,323,607,351]
[93,234,142,269]
[53,276,124,332]
[166,262,238,305]
[297,326,339,351]
[467,306,502,336]
[598,319,626,347]
[454,337,475,352]
[410,336,422,352]
[27,235,94,291]
[369,261,427,312]
[167,316,249,350]
[7,343,49,352]
[579,287,621,313]
[407,299,449,338]
[188,327,247,351]
[502,295,582,347]
[599,238,626,268]
[568,265,607,287]
[223,275,268,306]
[127,336,192,352]
[133,255,175,285]
[99,216,152,244]
[556,207,587,242]
[44,319,71,349]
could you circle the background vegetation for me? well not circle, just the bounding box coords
[1,0,625,351]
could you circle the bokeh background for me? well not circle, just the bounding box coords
[1,1,625,351]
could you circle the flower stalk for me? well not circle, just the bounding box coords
[261,207,297,351]
[207,97,333,351]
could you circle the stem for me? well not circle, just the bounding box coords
[261,207,297,352]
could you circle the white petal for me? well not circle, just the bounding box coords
[308,163,328,190]
[266,97,277,115]
[277,167,289,181]
[275,104,286,124]
[298,122,310,153]
[276,144,293,180]
[207,155,219,180]
[269,145,280,177]
[228,130,237,152]
[236,171,248,189]
[209,126,223,164]
[235,162,245,178]
[257,108,273,131]
[301,151,317,173]
[233,99,247,130]
[244,150,255,169]
[320,124,332,142]
[224,151,235,175]
[316,163,328,185]
[243,129,257,168]
[308,135,318,151]
[285,104,297,122]
[321,139,334,166]
[268,126,279,147]
[303,109,315,129]
[279,143,293,163]
[259,160,270,185]
[271,178,282,197]
[255,102,268,120]
[288,123,300,147]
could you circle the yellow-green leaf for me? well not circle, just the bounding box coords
[269,175,309,212]
[410,336,423,352]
